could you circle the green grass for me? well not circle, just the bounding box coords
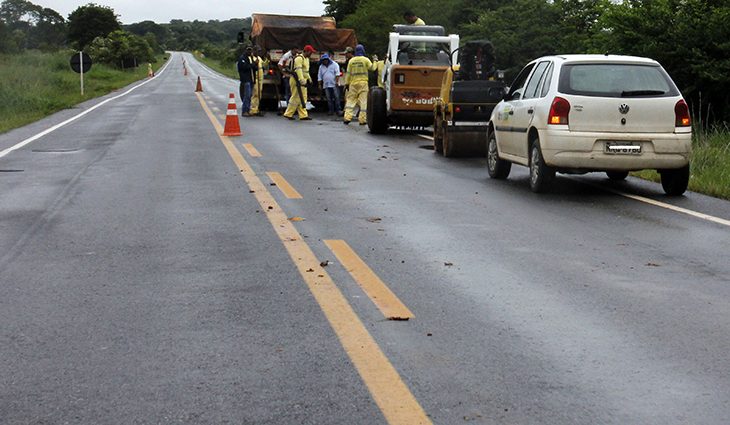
[632,126,730,200]
[193,52,238,79]
[0,50,167,134]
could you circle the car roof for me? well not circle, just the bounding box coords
[534,54,660,66]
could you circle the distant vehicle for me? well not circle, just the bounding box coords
[433,40,507,157]
[487,54,692,195]
[367,25,459,133]
[249,14,357,109]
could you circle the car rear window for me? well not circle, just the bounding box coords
[558,63,679,98]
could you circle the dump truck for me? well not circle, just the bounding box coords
[433,40,507,156]
[249,14,357,110]
[367,25,459,133]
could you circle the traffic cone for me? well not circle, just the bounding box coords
[195,76,203,92]
[223,93,242,136]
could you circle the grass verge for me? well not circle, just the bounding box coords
[632,126,730,200]
[0,50,167,134]
[193,52,238,79]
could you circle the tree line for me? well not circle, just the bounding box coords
[326,0,730,124]
[0,0,248,69]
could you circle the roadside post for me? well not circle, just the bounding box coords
[70,51,92,96]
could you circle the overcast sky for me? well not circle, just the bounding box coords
[32,1,326,24]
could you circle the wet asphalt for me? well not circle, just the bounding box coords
[1,52,729,424]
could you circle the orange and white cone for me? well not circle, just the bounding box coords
[223,93,242,136]
[195,76,203,92]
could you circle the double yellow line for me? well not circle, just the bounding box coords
[195,93,431,425]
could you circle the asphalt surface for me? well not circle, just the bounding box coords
[1,52,729,424]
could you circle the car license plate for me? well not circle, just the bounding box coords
[605,141,642,155]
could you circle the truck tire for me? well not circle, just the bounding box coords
[433,111,444,154]
[442,125,456,157]
[367,87,388,134]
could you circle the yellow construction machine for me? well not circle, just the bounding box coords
[433,41,506,157]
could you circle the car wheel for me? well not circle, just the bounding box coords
[660,165,689,196]
[606,171,629,180]
[487,130,511,179]
[433,111,444,154]
[367,87,388,134]
[529,138,555,193]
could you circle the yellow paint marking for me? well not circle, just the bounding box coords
[266,171,303,199]
[195,92,431,425]
[582,181,730,228]
[325,240,414,321]
[242,143,262,157]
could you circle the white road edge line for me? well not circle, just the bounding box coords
[417,134,434,141]
[0,54,175,159]
[592,183,730,228]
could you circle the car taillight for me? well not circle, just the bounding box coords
[455,106,461,113]
[675,99,691,127]
[268,69,274,75]
[548,96,570,125]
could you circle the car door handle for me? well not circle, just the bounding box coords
[527,108,534,114]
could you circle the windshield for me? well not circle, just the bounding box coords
[396,41,450,66]
[558,63,679,98]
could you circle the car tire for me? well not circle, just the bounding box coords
[367,87,388,134]
[433,109,444,154]
[487,130,511,179]
[606,171,629,180]
[529,138,555,193]
[660,165,689,196]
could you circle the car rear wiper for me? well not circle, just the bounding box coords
[621,90,666,97]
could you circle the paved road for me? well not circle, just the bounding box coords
[1,52,729,424]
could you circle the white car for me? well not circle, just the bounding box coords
[487,54,692,195]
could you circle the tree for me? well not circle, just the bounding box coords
[87,29,154,68]
[67,3,120,49]
[600,0,730,123]
[0,0,66,50]
[324,0,361,23]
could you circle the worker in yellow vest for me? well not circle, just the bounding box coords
[372,54,385,88]
[283,45,315,121]
[343,44,373,125]
[250,46,268,116]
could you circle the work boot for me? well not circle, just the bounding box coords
[300,117,312,121]
[343,120,350,125]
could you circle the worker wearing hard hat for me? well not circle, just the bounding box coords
[283,44,315,121]
[372,54,385,88]
[343,44,374,125]
[237,46,258,117]
[249,46,268,116]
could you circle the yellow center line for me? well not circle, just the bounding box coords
[325,240,414,321]
[241,143,261,157]
[195,92,431,425]
[266,171,303,199]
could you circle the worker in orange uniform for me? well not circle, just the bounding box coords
[283,45,315,121]
[250,46,268,116]
[343,44,373,125]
